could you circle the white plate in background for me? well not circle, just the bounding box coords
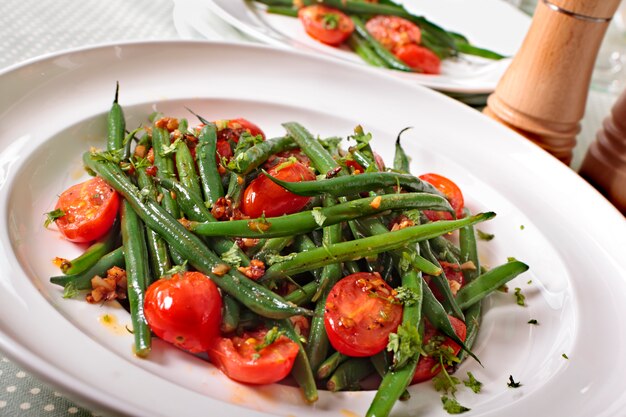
[0,41,625,417]
[198,0,531,93]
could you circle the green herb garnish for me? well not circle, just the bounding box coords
[476,229,494,241]
[441,396,470,414]
[514,287,525,306]
[507,375,521,388]
[463,371,482,393]
[44,208,66,227]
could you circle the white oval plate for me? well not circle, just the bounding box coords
[1,41,625,417]
[200,0,531,93]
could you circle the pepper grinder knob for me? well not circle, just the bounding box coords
[579,90,626,214]
[483,0,622,165]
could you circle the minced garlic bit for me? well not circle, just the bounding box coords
[211,263,231,277]
[369,196,382,209]
[86,266,127,304]
[238,259,265,280]
[460,261,477,270]
[155,117,179,132]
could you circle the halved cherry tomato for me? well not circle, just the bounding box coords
[418,173,465,221]
[298,5,354,46]
[216,139,233,161]
[144,272,222,354]
[215,118,265,143]
[395,44,441,74]
[428,261,464,301]
[365,15,422,53]
[411,315,466,384]
[53,177,119,243]
[209,328,299,385]
[324,272,403,357]
[241,160,315,218]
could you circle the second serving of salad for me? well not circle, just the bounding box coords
[47,87,528,416]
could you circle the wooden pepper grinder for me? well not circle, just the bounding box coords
[484,0,622,165]
[579,91,626,214]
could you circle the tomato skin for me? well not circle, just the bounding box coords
[395,44,441,74]
[411,316,466,384]
[418,173,465,221]
[215,118,265,143]
[298,5,354,46]
[241,160,316,218]
[365,15,422,53]
[54,177,119,243]
[144,272,222,354]
[209,328,299,385]
[324,272,403,357]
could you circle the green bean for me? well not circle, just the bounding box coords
[220,294,241,334]
[370,352,410,402]
[327,358,375,392]
[227,135,297,175]
[348,32,389,69]
[306,197,342,372]
[283,280,317,306]
[455,41,505,60]
[366,358,417,417]
[137,169,171,280]
[59,220,119,275]
[50,246,125,290]
[291,234,322,281]
[188,193,452,238]
[422,282,479,363]
[456,261,529,310]
[120,201,151,357]
[107,83,125,151]
[175,139,202,198]
[459,207,480,283]
[178,118,188,135]
[317,351,349,380]
[196,123,224,206]
[351,16,413,72]
[84,152,312,319]
[152,126,186,266]
[419,240,464,321]
[393,128,412,174]
[264,169,442,197]
[270,319,318,403]
[263,212,494,280]
[283,122,341,175]
[157,177,250,267]
[344,260,361,275]
[457,301,481,364]
[267,5,298,17]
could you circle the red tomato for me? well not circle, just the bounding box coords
[428,261,464,301]
[144,272,222,353]
[216,139,233,161]
[395,44,441,74]
[298,5,354,46]
[241,160,315,218]
[418,173,465,221]
[215,118,265,143]
[209,328,299,385]
[365,15,422,53]
[411,316,466,384]
[53,177,119,243]
[324,272,403,357]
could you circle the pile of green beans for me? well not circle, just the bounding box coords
[49,93,529,417]
[253,0,505,68]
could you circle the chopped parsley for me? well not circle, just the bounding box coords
[441,396,470,414]
[528,319,538,325]
[255,326,285,351]
[387,324,421,370]
[44,208,66,227]
[434,373,460,394]
[220,243,243,268]
[562,353,569,360]
[476,229,494,241]
[514,287,526,306]
[463,372,482,393]
[394,286,420,306]
[164,261,188,277]
[161,138,182,156]
[520,225,525,230]
[62,282,78,299]
[311,207,327,227]
[527,279,533,285]
[265,252,298,266]
[507,375,521,388]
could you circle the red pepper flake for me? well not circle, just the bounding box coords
[145,165,158,177]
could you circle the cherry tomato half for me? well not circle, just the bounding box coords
[54,177,119,243]
[215,118,265,143]
[428,261,464,301]
[395,44,441,74]
[324,272,403,357]
[298,5,354,46]
[241,160,316,218]
[411,315,466,384]
[144,272,222,353]
[418,173,465,221]
[209,328,299,385]
[365,15,422,53]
